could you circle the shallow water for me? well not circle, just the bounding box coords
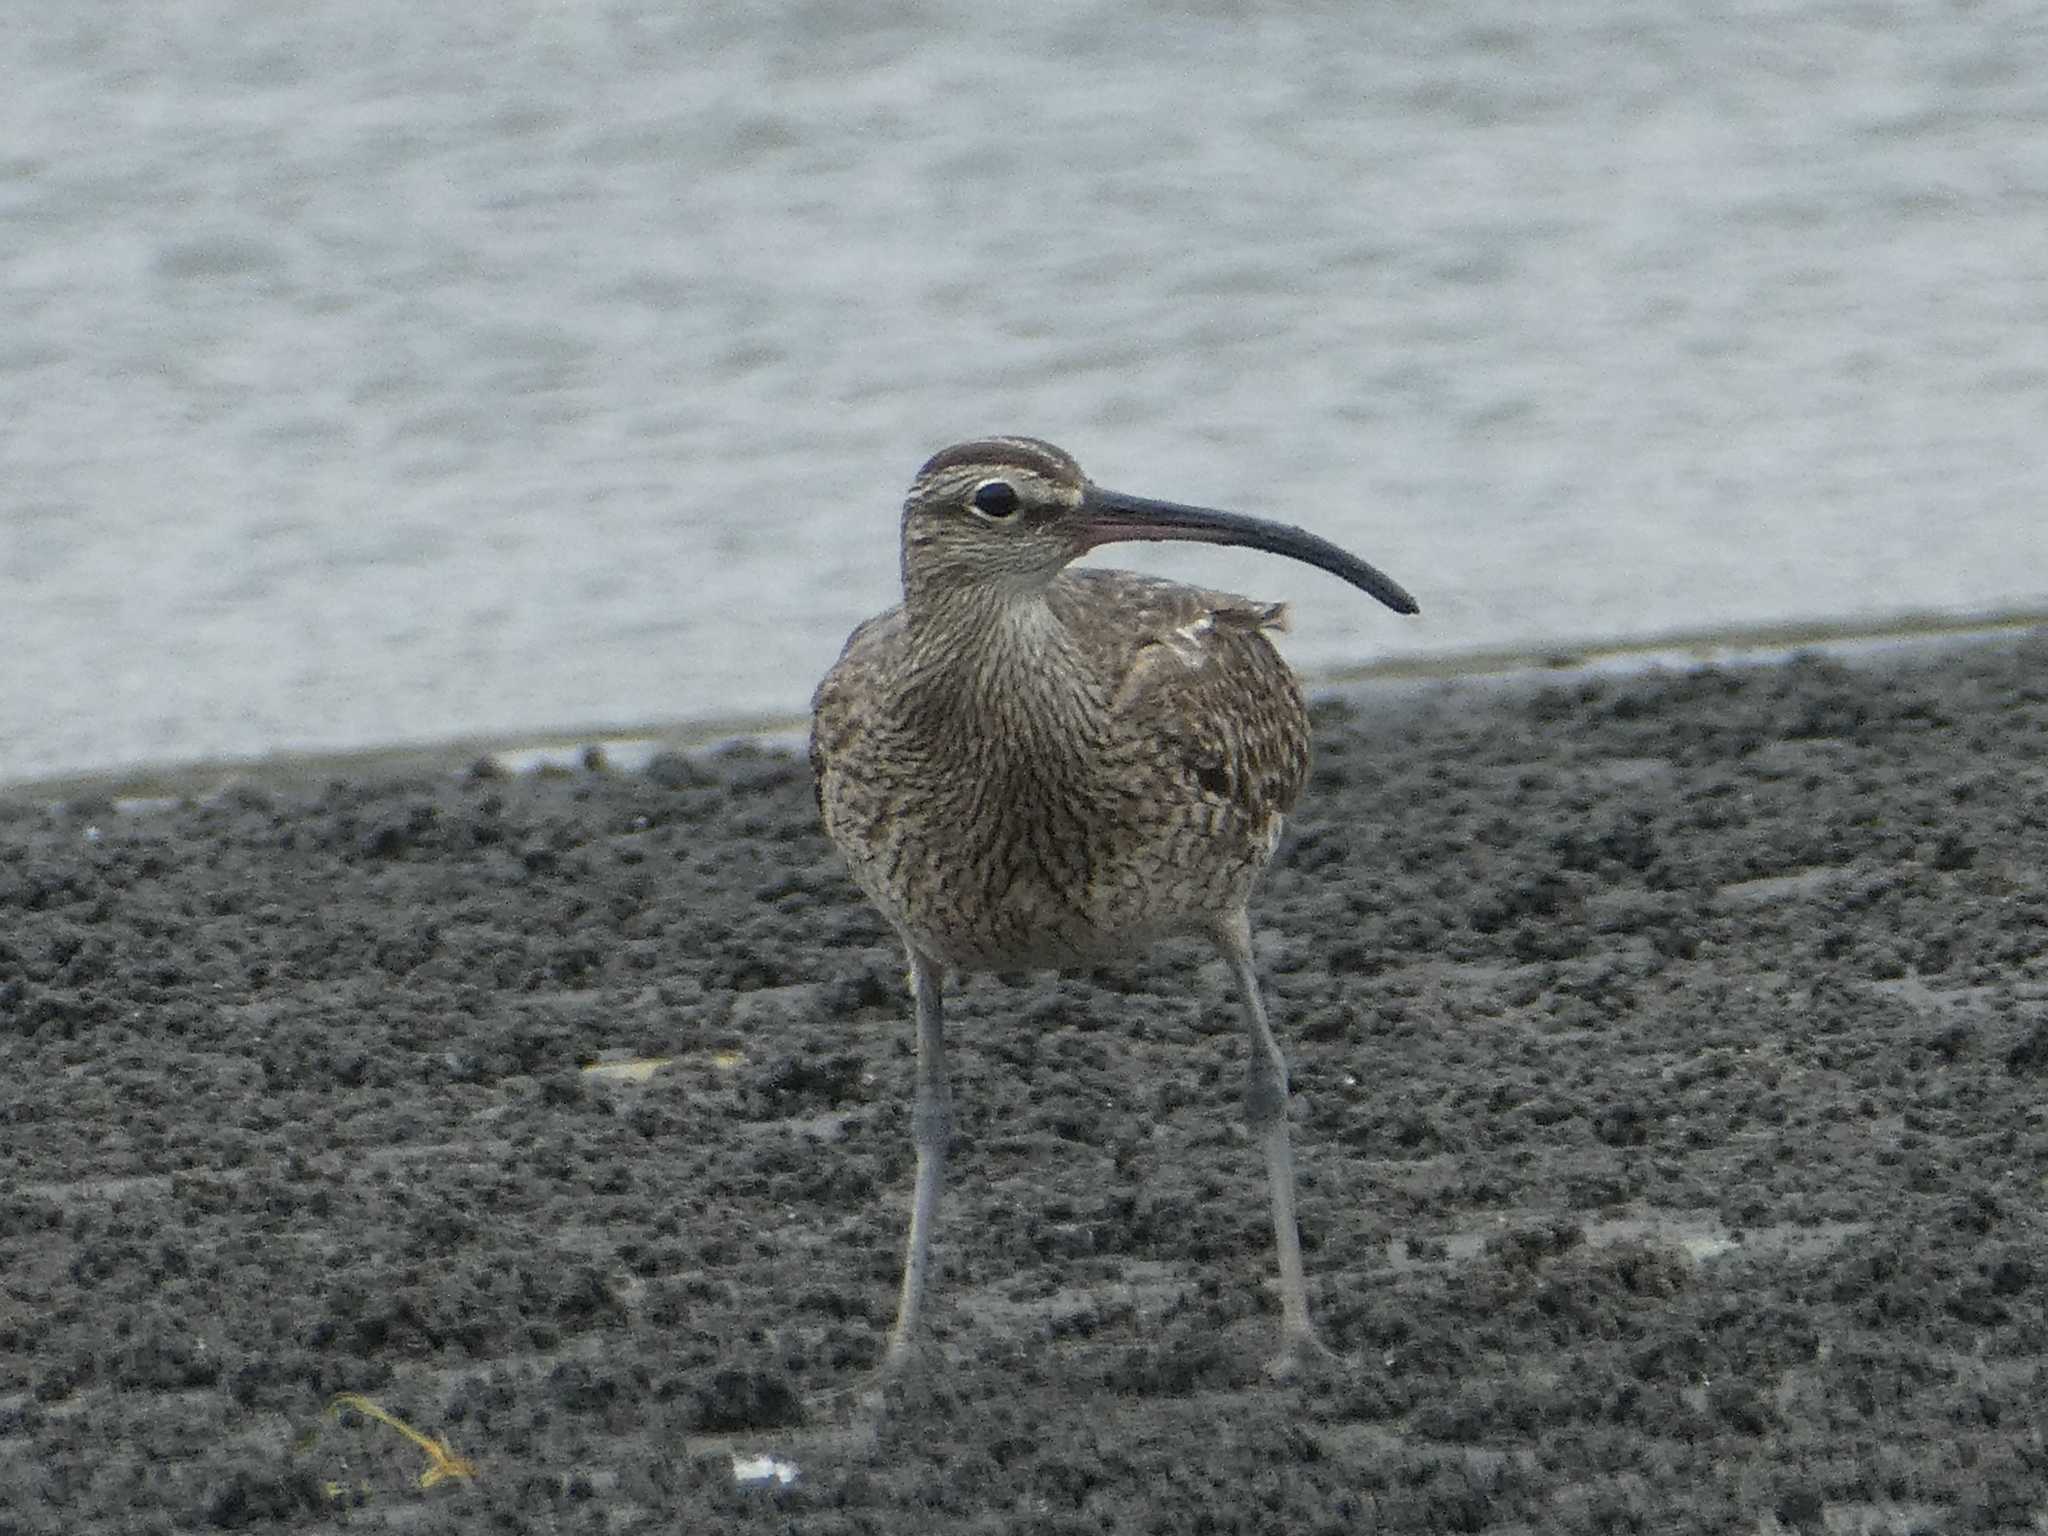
[4,1,2046,782]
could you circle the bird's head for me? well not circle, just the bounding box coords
[899,437,1093,602]
[898,436,1420,616]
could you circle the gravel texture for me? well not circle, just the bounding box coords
[3,634,2047,1533]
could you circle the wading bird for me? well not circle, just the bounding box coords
[810,437,1417,1375]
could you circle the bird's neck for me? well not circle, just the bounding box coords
[898,581,1096,751]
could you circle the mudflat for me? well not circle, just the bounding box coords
[4,635,2045,1533]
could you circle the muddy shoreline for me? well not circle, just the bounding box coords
[4,633,2046,1532]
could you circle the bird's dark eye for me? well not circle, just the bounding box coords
[971,480,1020,518]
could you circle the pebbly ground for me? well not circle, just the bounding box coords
[3,633,2047,1534]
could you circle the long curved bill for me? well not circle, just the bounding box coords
[1079,485,1420,615]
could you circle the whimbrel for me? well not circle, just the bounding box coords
[810,437,1417,1375]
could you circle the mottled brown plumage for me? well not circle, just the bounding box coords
[813,567,1304,971]
[811,437,1417,1378]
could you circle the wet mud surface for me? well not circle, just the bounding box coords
[4,635,2047,1533]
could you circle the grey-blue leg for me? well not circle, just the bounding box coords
[1215,913,1337,1371]
[882,950,950,1372]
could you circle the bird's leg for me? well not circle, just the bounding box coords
[1216,914,1341,1375]
[882,949,950,1374]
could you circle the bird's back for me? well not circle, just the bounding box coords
[811,568,1311,971]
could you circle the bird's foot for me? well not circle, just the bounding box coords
[811,1337,933,1420]
[1265,1325,1354,1383]
[807,1374,887,1423]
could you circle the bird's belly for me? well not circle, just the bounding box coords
[832,782,1275,973]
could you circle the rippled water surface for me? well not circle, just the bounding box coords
[4,2,2045,781]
